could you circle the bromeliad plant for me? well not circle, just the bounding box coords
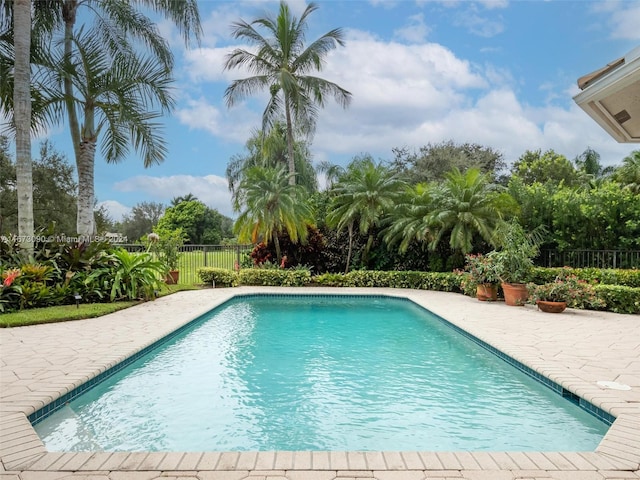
[527,268,605,310]
[0,269,22,312]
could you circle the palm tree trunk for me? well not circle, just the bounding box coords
[63,0,87,235]
[345,222,354,274]
[273,232,282,264]
[284,95,296,186]
[14,0,34,254]
[62,1,81,162]
[77,139,96,237]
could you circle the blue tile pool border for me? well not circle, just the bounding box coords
[28,292,615,428]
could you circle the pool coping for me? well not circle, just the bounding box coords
[1,287,640,477]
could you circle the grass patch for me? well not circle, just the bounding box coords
[0,302,139,327]
[177,248,251,284]
[0,283,202,327]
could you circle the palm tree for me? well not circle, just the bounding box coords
[59,1,199,236]
[234,166,313,263]
[224,1,351,185]
[1,0,201,237]
[43,27,175,236]
[383,183,435,254]
[427,168,515,254]
[226,123,317,202]
[615,150,640,194]
[170,193,198,207]
[327,156,406,271]
[12,0,33,253]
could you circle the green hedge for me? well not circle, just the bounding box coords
[197,268,238,287]
[529,267,640,287]
[314,270,463,292]
[237,268,311,287]
[197,267,639,314]
[593,285,640,314]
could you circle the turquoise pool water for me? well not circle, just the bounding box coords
[35,295,608,451]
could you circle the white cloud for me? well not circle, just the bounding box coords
[453,11,504,37]
[179,24,633,174]
[368,0,399,9]
[609,3,640,40]
[477,0,509,10]
[176,97,259,144]
[113,174,234,216]
[394,13,430,43]
[98,200,131,222]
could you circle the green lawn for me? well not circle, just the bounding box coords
[0,284,201,327]
[177,247,251,284]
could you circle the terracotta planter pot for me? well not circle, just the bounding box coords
[537,300,567,313]
[501,282,528,306]
[476,284,498,301]
[165,270,179,285]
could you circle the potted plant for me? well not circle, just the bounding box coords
[488,221,545,306]
[527,268,605,313]
[148,230,184,284]
[463,253,500,301]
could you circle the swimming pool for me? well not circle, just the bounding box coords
[33,294,608,452]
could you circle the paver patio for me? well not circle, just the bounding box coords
[1,287,639,480]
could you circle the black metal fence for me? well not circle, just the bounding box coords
[118,244,639,284]
[119,244,253,284]
[538,250,640,269]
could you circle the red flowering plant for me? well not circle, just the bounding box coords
[527,267,605,310]
[0,268,22,312]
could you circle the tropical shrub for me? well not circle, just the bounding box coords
[103,249,165,301]
[488,221,545,284]
[149,230,184,271]
[197,268,238,287]
[463,254,500,287]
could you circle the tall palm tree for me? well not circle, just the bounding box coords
[224,1,351,185]
[59,0,199,236]
[427,168,515,254]
[42,27,174,236]
[1,0,201,237]
[327,157,405,271]
[12,0,33,253]
[234,166,313,263]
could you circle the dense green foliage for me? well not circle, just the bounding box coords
[529,267,640,288]
[234,166,313,263]
[593,285,640,314]
[0,238,166,312]
[237,268,311,287]
[0,138,77,235]
[155,199,232,245]
[391,141,506,184]
[197,267,238,287]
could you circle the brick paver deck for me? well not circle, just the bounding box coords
[1,287,639,480]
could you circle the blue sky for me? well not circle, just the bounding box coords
[40,0,640,221]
